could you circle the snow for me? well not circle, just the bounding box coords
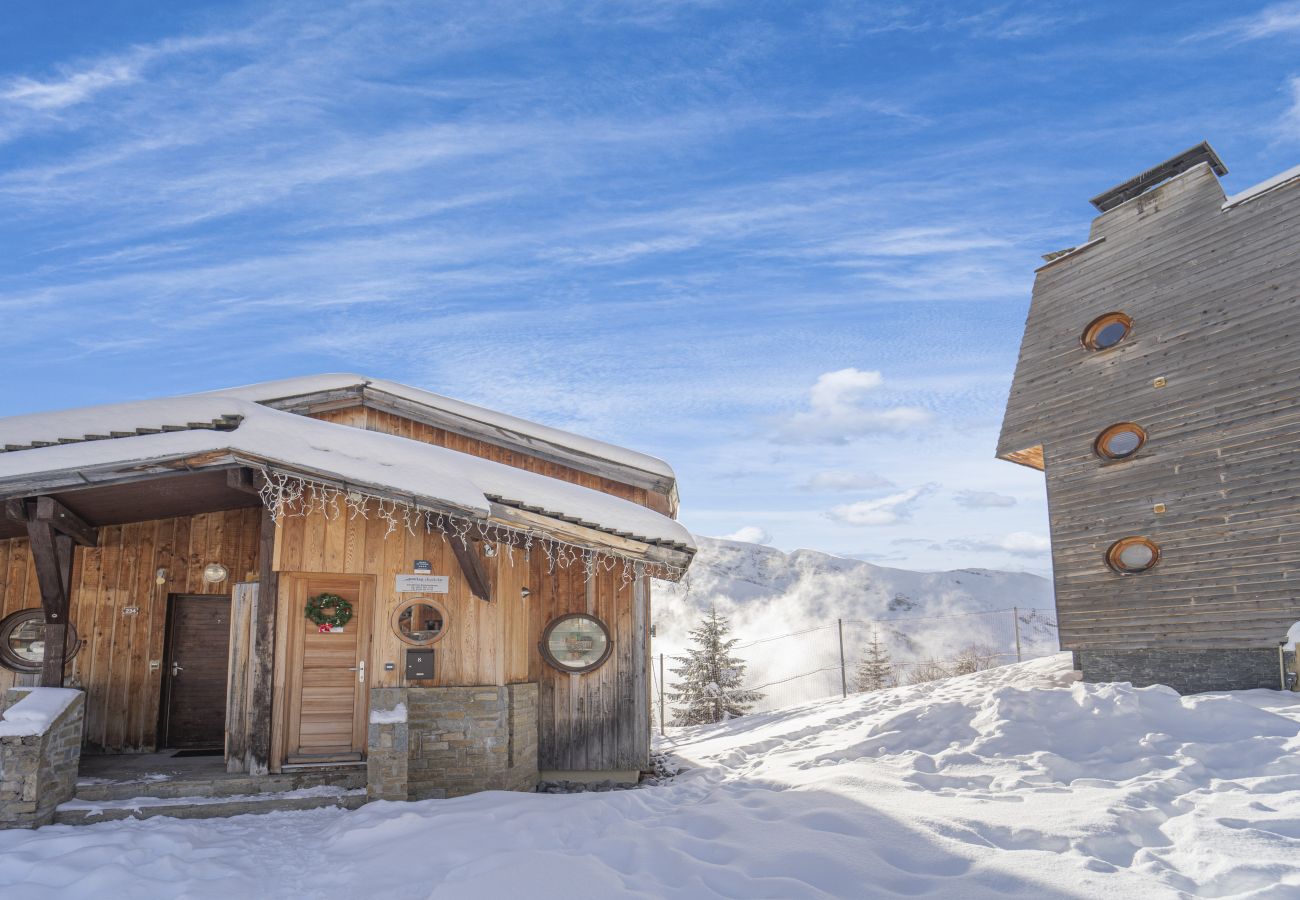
[369,703,407,724]
[204,373,677,481]
[0,396,692,549]
[1223,162,1300,209]
[57,786,362,816]
[0,688,81,737]
[2,656,1296,898]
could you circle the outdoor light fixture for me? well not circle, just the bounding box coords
[155,568,168,585]
[202,563,229,584]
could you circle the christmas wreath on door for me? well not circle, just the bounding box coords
[305,593,354,633]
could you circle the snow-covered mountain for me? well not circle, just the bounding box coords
[653,536,1058,710]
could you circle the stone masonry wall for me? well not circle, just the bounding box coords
[0,688,85,829]
[1078,648,1287,694]
[368,683,538,801]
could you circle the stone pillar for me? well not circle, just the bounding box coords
[0,688,85,829]
[367,684,539,801]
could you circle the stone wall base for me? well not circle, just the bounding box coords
[1076,648,1290,694]
[1,688,85,829]
[367,683,538,801]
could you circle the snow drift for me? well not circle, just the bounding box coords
[2,654,1296,898]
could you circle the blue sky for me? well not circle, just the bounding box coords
[3,1,1299,576]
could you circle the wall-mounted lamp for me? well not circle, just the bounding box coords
[520,587,531,600]
[155,568,168,586]
[202,562,229,584]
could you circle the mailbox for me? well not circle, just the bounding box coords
[406,648,434,680]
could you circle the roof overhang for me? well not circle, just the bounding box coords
[997,445,1044,471]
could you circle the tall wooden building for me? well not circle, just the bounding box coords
[0,375,693,797]
[998,143,1300,692]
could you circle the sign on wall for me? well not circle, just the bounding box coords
[395,574,450,594]
[413,560,432,574]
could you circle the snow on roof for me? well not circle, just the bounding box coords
[0,398,693,550]
[204,374,677,483]
[1222,161,1300,209]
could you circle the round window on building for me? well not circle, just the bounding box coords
[1106,537,1161,574]
[1095,423,1147,460]
[540,613,613,674]
[1082,312,1132,351]
[0,609,81,673]
[391,598,448,646]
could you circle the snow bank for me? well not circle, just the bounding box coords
[369,703,407,725]
[0,688,81,738]
[1,656,1296,898]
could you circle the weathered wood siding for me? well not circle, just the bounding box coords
[0,509,261,751]
[998,162,1300,651]
[310,407,672,515]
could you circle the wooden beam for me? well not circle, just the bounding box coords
[226,467,261,495]
[3,498,27,524]
[247,506,278,776]
[25,516,75,687]
[450,536,492,602]
[34,495,97,547]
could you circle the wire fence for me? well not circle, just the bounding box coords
[652,606,1059,730]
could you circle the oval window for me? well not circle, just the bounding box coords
[1095,423,1147,460]
[391,598,448,646]
[540,613,612,674]
[1106,537,1160,574]
[1082,312,1132,351]
[0,609,81,673]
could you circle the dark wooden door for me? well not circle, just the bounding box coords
[160,594,231,749]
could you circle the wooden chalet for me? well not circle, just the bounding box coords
[0,375,693,798]
[998,143,1300,693]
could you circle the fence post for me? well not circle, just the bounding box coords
[837,619,847,698]
[659,653,666,734]
[1013,607,1022,663]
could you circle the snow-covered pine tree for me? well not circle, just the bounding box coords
[854,628,895,692]
[667,606,762,725]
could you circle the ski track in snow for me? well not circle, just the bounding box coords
[1,654,1298,898]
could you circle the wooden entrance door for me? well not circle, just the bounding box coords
[160,594,232,749]
[283,574,372,763]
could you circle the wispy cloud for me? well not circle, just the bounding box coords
[954,489,1017,509]
[948,532,1051,558]
[774,369,931,444]
[1197,3,1300,42]
[2,63,138,110]
[719,525,773,544]
[797,471,894,493]
[826,484,936,527]
[1282,75,1300,140]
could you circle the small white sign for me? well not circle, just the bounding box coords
[395,574,450,594]
[122,607,140,617]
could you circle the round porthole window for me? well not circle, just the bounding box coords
[1095,423,1147,460]
[540,613,612,674]
[1082,312,1132,351]
[390,598,448,646]
[0,609,81,673]
[1106,537,1161,574]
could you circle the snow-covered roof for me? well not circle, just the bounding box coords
[203,374,677,485]
[1222,161,1300,209]
[0,396,693,552]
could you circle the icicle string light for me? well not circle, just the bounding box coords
[254,466,683,586]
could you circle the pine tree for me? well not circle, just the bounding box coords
[667,606,762,725]
[854,628,895,692]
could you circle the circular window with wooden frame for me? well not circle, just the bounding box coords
[390,597,449,647]
[1095,422,1147,461]
[1081,312,1132,351]
[540,613,613,674]
[0,609,82,673]
[1105,537,1161,574]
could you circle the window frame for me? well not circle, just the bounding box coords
[1105,536,1161,575]
[0,609,82,673]
[390,597,450,647]
[539,612,614,675]
[1094,422,1148,461]
[1081,312,1133,352]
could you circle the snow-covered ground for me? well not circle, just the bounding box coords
[2,654,1297,898]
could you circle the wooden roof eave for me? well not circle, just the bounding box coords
[996,445,1045,472]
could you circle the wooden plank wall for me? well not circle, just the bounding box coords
[998,163,1300,651]
[311,407,670,515]
[0,508,261,752]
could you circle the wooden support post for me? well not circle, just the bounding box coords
[247,506,278,775]
[450,536,492,602]
[1013,607,1022,663]
[659,653,665,736]
[837,618,847,699]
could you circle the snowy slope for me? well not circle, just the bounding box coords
[2,655,1296,898]
[655,536,1057,708]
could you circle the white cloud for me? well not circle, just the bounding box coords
[953,489,1017,509]
[949,532,1051,558]
[798,470,893,492]
[719,525,773,545]
[775,368,931,444]
[1205,3,1300,41]
[826,484,934,527]
[1283,76,1300,140]
[2,63,138,110]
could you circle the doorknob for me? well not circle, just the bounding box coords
[171,662,184,676]
[348,660,365,684]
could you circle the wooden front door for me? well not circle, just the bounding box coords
[159,594,231,749]
[284,574,372,763]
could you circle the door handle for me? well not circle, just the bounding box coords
[348,660,365,684]
[171,662,184,676]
